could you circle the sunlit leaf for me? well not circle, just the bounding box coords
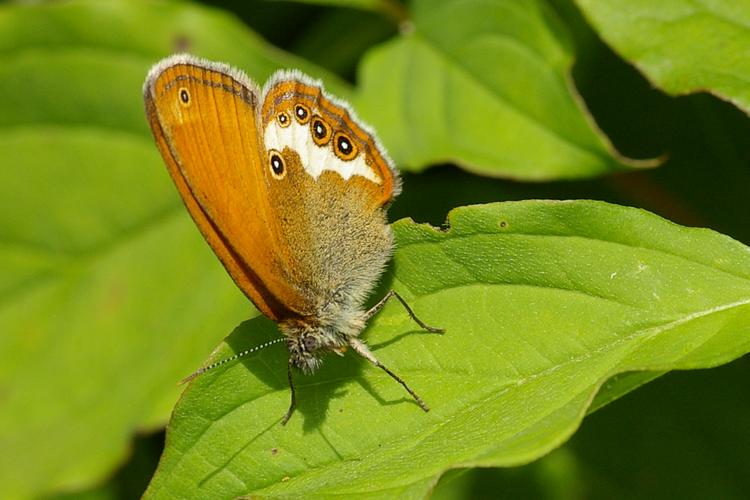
[146,201,750,498]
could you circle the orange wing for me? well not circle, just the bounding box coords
[144,56,309,321]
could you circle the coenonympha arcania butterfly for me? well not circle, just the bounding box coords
[143,54,442,424]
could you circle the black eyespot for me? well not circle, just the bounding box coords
[313,121,325,139]
[178,88,190,105]
[268,150,285,179]
[310,116,331,146]
[277,112,290,127]
[333,132,358,161]
[303,336,317,352]
[294,104,310,124]
[313,120,326,139]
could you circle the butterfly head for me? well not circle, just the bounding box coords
[283,319,351,374]
[286,333,323,373]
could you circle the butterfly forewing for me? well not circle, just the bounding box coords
[144,59,310,321]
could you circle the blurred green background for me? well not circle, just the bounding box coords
[2,0,749,498]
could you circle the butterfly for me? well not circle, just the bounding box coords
[143,54,442,424]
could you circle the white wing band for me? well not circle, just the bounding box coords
[263,120,380,184]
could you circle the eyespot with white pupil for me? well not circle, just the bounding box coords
[268,150,286,179]
[310,116,331,146]
[333,132,358,161]
[293,104,310,124]
[178,88,190,106]
[277,111,290,128]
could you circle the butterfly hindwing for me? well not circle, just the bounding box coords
[260,73,400,208]
[257,73,398,310]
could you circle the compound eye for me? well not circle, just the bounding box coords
[303,336,317,352]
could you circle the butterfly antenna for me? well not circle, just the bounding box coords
[179,337,286,385]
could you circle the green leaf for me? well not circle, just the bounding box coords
[574,0,750,115]
[0,127,249,499]
[354,0,656,180]
[434,356,750,500]
[146,200,750,499]
[289,8,396,77]
[268,0,408,23]
[0,0,344,498]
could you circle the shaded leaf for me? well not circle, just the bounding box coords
[268,0,408,23]
[146,201,750,498]
[572,356,750,499]
[433,356,750,500]
[586,370,664,414]
[0,0,342,497]
[354,0,655,180]
[575,0,750,115]
[289,8,396,78]
[559,1,750,244]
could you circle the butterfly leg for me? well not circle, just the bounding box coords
[365,290,444,333]
[349,338,429,412]
[281,358,297,425]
